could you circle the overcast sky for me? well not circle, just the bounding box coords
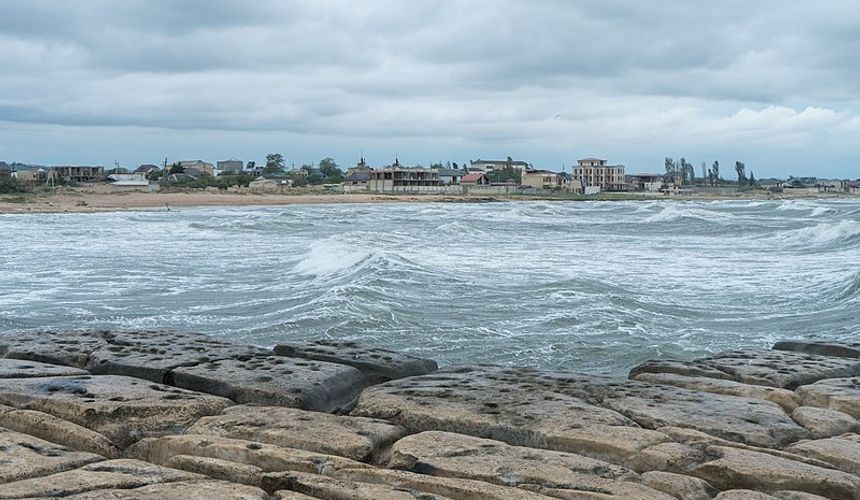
[1,1,858,177]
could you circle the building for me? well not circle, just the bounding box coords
[178,160,214,176]
[436,168,463,185]
[11,169,48,183]
[460,173,490,186]
[343,170,371,192]
[469,159,531,173]
[369,167,442,192]
[572,158,626,192]
[109,174,155,192]
[631,173,663,192]
[50,166,105,183]
[217,159,244,173]
[521,170,568,190]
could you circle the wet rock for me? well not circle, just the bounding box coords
[274,339,438,383]
[0,330,106,367]
[0,358,89,378]
[786,433,860,475]
[0,427,103,484]
[352,367,671,466]
[64,480,270,499]
[188,405,406,462]
[333,468,553,500]
[790,406,858,438]
[772,491,831,500]
[0,375,231,447]
[795,377,860,419]
[0,459,203,498]
[169,356,367,413]
[691,445,860,500]
[715,491,778,500]
[640,471,717,500]
[633,372,799,412]
[265,471,452,500]
[631,350,860,390]
[0,408,121,458]
[388,431,674,499]
[164,455,264,487]
[128,434,371,475]
[773,340,860,359]
[85,330,270,383]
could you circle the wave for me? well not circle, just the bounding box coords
[775,220,860,247]
[644,204,735,223]
[292,239,373,277]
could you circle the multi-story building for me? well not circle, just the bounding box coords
[368,168,441,192]
[217,159,244,173]
[572,158,626,192]
[178,160,215,175]
[50,166,105,183]
[469,159,531,174]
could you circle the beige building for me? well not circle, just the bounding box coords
[572,158,626,192]
[368,168,442,192]
[50,166,105,183]
[521,170,566,190]
[179,160,215,175]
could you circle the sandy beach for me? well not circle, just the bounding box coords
[0,187,853,214]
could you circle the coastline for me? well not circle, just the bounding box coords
[1,188,856,215]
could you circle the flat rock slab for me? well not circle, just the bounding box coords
[0,459,204,499]
[692,445,860,500]
[790,406,858,438]
[0,330,106,367]
[64,480,269,500]
[128,434,371,475]
[0,375,231,447]
[774,340,860,359]
[85,330,270,383]
[0,358,88,378]
[188,405,406,462]
[640,471,717,500]
[168,356,367,413]
[795,377,860,419]
[787,433,860,475]
[274,339,437,383]
[0,427,103,484]
[632,372,800,412]
[390,431,674,499]
[0,408,122,458]
[631,350,860,390]
[266,471,453,500]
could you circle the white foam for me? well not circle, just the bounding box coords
[292,239,372,276]
[645,204,734,223]
[778,220,860,246]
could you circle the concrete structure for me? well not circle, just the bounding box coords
[369,168,443,192]
[249,177,290,192]
[572,158,626,192]
[521,170,568,190]
[631,173,663,192]
[469,159,531,174]
[178,160,214,176]
[50,166,105,183]
[343,170,371,192]
[109,174,158,192]
[135,164,161,175]
[460,173,490,186]
[217,159,244,173]
[10,169,48,183]
[436,168,463,185]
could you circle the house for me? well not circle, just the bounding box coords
[183,167,208,178]
[368,167,441,192]
[572,158,627,191]
[135,164,161,175]
[50,166,105,183]
[844,182,860,195]
[178,160,215,175]
[249,177,290,192]
[109,174,155,192]
[217,159,244,173]
[460,173,490,186]
[436,168,463,185]
[631,173,663,192]
[521,170,567,190]
[469,159,531,174]
[343,170,371,192]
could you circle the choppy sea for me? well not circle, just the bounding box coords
[1,199,858,375]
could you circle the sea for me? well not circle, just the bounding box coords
[1,198,858,375]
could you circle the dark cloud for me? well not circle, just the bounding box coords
[0,0,858,176]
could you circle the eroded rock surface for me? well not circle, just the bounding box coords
[774,340,860,359]
[787,433,860,475]
[0,358,89,378]
[0,427,103,484]
[795,377,860,419]
[274,339,438,383]
[64,480,270,500]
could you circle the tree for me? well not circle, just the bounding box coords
[168,162,184,174]
[735,161,747,185]
[709,161,720,186]
[0,165,18,194]
[247,161,256,170]
[318,157,343,183]
[264,153,286,175]
[748,171,756,187]
[664,157,676,177]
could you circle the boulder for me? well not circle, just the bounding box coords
[274,339,437,383]
[773,340,860,359]
[790,406,858,438]
[632,372,799,412]
[333,468,554,500]
[795,377,860,419]
[85,330,270,383]
[631,350,860,389]
[128,434,371,475]
[168,356,367,413]
[64,480,270,499]
[388,431,675,499]
[264,471,452,500]
[0,427,103,484]
[0,408,121,458]
[353,367,671,466]
[715,491,778,500]
[188,405,406,462]
[772,491,832,500]
[0,375,231,447]
[691,445,860,500]
[0,459,203,498]
[786,433,860,475]
[640,471,717,500]
[0,358,88,378]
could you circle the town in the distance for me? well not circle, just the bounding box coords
[2,155,859,197]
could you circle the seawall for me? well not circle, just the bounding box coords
[0,330,858,499]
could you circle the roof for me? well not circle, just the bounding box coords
[523,170,558,175]
[579,158,606,162]
[461,173,486,183]
[345,171,370,181]
[436,169,462,176]
[112,180,149,186]
[471,159,530,166]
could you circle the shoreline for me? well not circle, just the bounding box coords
[1,188,856,215]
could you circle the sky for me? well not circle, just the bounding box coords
[1,1,858,178]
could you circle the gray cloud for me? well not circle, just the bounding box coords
[0,0,858,176]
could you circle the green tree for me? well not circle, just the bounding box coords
[318,158,343,183]
[168,162,184,174]
[664,157,676,178]
[264,153,286,175]
[0,165,18,193]
[710,161,720,186]
[748,171,756,187]
[735,161,747,185]
[145,169,162,181]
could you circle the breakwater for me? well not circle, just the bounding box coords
[0,330,859,498]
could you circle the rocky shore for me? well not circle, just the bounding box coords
[0,331,858,499]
